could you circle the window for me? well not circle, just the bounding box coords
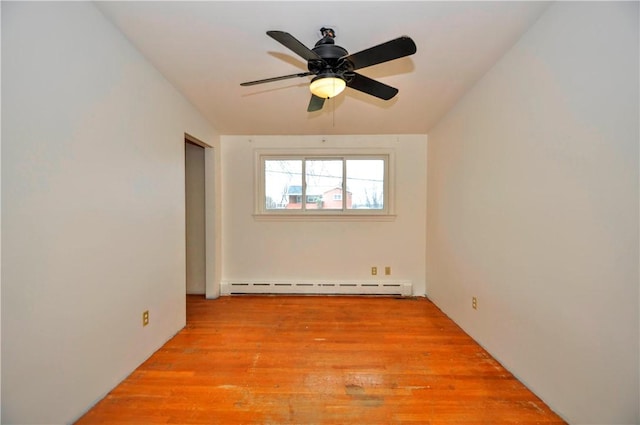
[255,149,394,220]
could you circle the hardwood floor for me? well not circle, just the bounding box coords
[75,295,566,424]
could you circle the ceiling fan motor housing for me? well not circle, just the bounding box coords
[308,43,350,75]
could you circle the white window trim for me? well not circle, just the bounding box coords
[253,148,396,222]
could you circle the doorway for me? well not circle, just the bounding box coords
[185,140,206,294]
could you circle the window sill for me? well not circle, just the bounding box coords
[253,213,397,222]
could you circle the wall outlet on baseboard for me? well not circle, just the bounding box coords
[385,266,391,275]
[142,310,149,327]
[371,266,377,276]
[472,297,478,310]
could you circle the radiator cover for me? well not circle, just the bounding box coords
[220,280,412,296]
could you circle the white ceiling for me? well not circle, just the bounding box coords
[96,1,550,135]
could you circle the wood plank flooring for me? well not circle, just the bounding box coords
[75,295,566,424]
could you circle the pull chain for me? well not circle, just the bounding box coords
[332,96,335,127]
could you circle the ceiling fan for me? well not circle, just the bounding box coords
[240,28,417,112]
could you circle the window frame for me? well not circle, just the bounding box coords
[254,148,396,221]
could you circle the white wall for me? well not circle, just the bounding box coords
[222,135,427,294]
[1,3,215,424]
[427,2,639,424]
[206,144,222,299]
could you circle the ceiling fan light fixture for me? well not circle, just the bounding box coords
[309,75,346,99]
[241,30,417,111]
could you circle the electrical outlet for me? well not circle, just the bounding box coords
[472,297,478,310]
[385,266,391,275]
[142,310,149,327]
[371,266,377,276]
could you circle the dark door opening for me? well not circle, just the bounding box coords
[185,140,206,294]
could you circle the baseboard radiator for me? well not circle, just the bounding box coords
[221,280,412,296]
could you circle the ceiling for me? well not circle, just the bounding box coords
[95,1,550,135]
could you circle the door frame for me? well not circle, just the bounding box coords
[185,133,221,298]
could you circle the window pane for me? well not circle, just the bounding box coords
[346,159,384,210]
[264,159,302,210]
[305,159,343,210]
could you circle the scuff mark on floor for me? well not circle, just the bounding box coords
[345,384,384,407]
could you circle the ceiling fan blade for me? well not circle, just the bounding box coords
[307,94,325,112]
[240,72,313,86]
[267,31,323,62]
[346,73,398,100]
[342,36,416,71]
